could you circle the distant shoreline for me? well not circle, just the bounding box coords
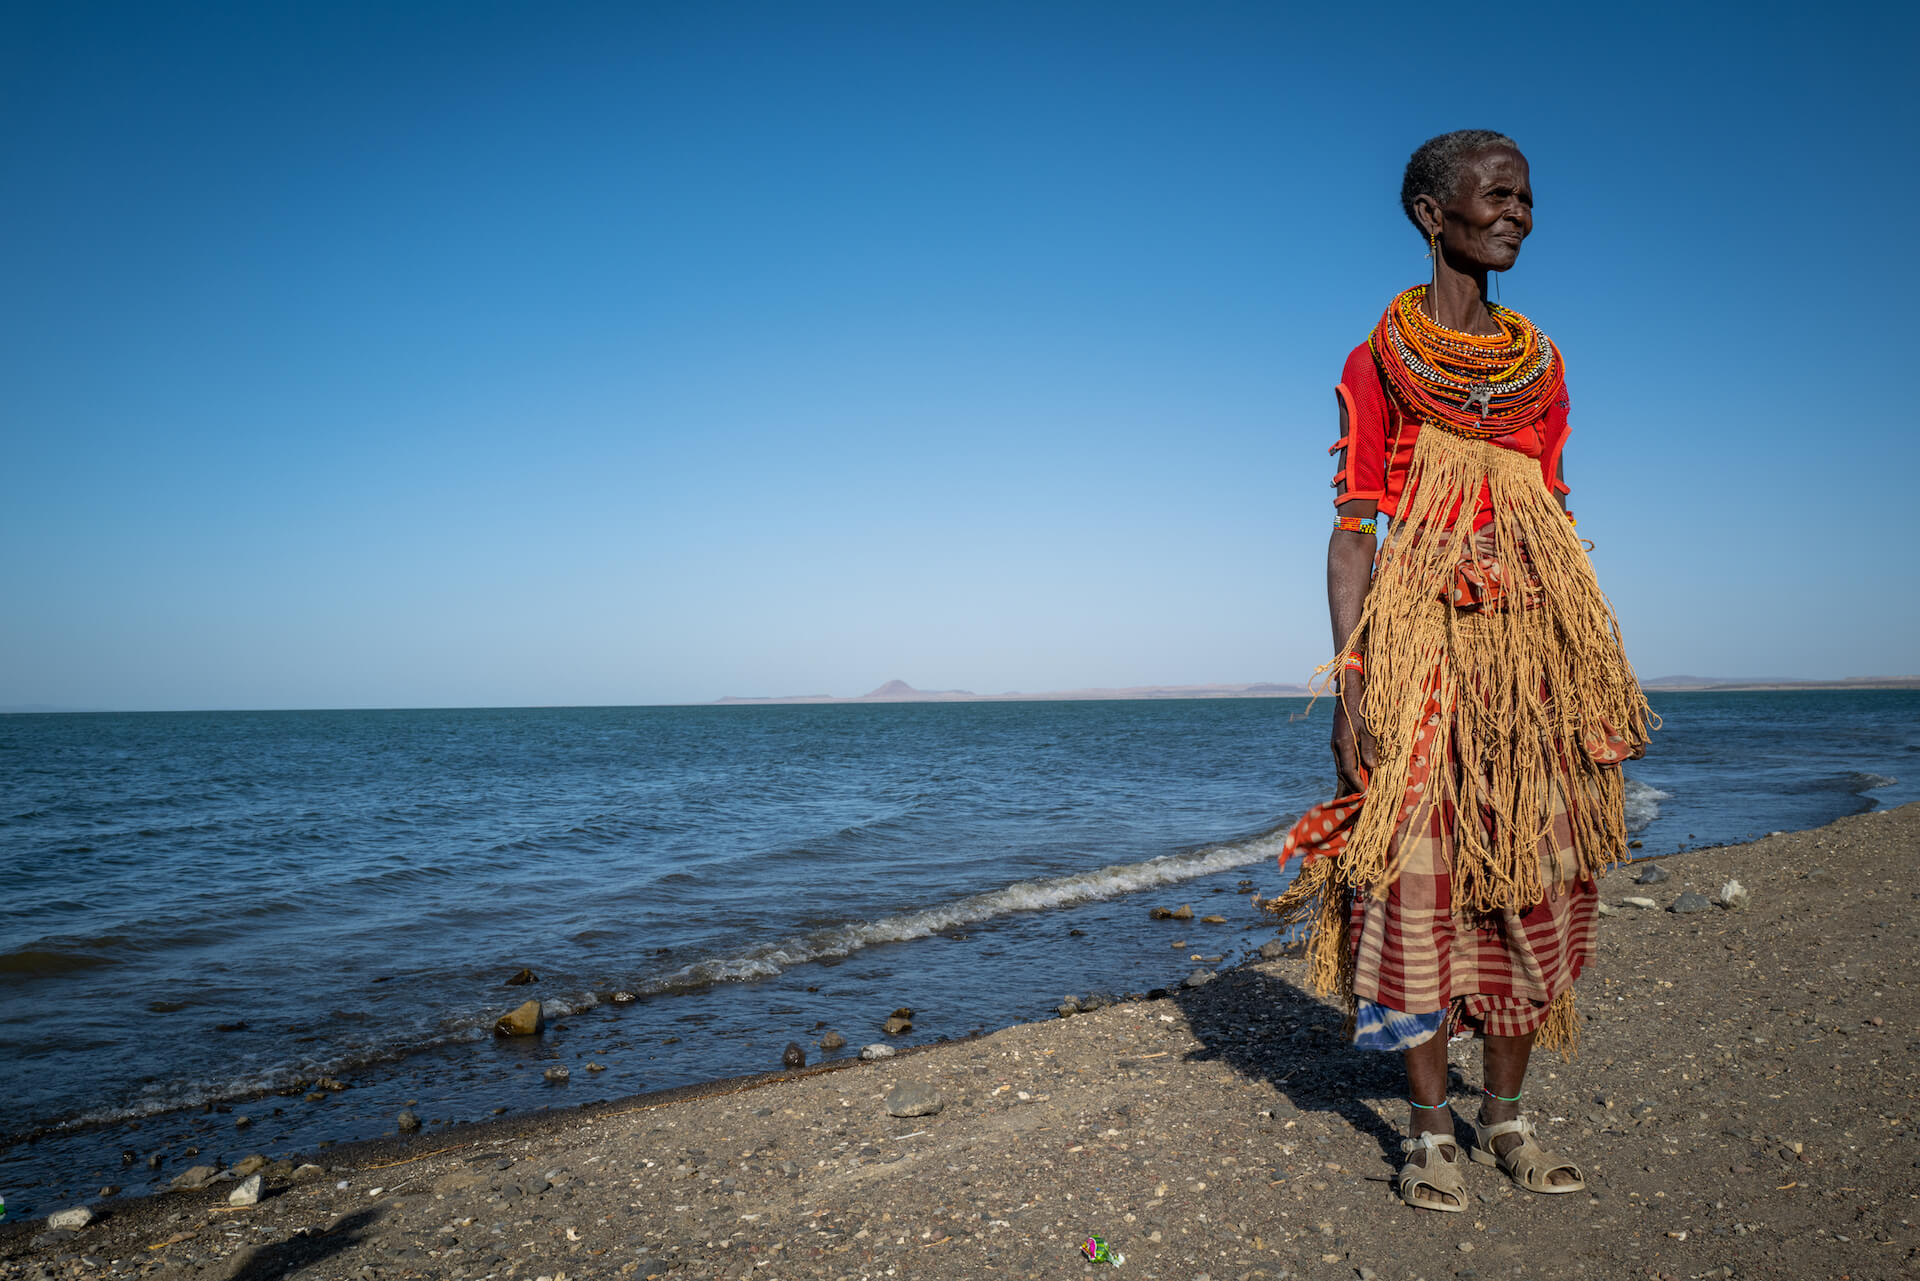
[713,675,1920,706]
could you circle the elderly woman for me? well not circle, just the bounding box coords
[1267,130,1652,1213]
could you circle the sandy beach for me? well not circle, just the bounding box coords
[4,803,1914,1281]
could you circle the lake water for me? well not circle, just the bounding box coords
[2,691,1913,1215]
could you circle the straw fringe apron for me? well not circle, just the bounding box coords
[1268,426,1654,1055]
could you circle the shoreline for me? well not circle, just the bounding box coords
[5,802,1915,1279]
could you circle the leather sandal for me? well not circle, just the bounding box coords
[1461,1114,1586,1194]
[1397,1131,1467,1212]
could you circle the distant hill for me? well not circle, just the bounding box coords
[713,674,1920,706]
[1642,675,1920,691]
[714,679,1313,705]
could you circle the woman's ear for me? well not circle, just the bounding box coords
[1410,193,1443,240]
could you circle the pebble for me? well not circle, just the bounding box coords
[611,991,637,1002]
[1596,902,1618,916]
[231,1154,268,1177]
[46,1207,92,1232]
[1181,969,1217,989]
[1635,864,1670,884]
[1718,879,1750,910]
[818,1030,846,1050]
[782,1042,806,1069]
[860,1044,896,1060]
[227,1174,263,1207]
[1200,914,1227,924]
[883,1013,913,1035]
[1621,896,1657,909]
[397,1109,421,1131]
[1259,939,1290,960]
[505,968,538,986]
[544,1065,571,1082]
[1670,891,1711,914]
[1171,904,1194,920]
[884,1081,945,1117]
[494,1000,545,1037]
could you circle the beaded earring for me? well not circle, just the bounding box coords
[1427,231,1440,312]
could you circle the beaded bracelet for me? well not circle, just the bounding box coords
[1342,654,1364,674]
[1333,516,1377,535]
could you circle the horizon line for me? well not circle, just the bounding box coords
[7,672,1920,716]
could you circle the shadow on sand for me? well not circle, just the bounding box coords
[225,1205,384,1281]
[1167,964,1470,1173]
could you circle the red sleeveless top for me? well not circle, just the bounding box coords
[1328,341,1571,527]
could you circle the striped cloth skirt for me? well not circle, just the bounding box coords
[1346,757,1597,1044]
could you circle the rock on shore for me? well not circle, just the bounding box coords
[493,999,544,1036]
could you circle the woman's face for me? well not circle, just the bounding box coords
[1428,147,1533,273]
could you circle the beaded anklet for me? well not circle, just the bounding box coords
[1481,1087,1522,1103]
[1409,1098,1449,1110]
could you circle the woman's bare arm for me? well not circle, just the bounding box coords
[1328,398,1378,795]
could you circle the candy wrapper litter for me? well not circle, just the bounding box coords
[1080,1234,1123,1265]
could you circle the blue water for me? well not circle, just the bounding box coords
[1,691,1913,1216]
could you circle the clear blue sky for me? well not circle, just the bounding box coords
[4,1,1915,710]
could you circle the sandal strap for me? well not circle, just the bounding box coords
[1474,1115,1531,1142]
[1401,1132,1460,1158]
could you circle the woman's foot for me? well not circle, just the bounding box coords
[1464,1102,1584,1193]
[1398,1106,1465,1211]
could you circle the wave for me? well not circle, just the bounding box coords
[1852,772,1897,791]
[1622,779,1669,834]
[628,830,1287,995]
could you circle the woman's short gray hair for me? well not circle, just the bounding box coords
[1401,130,1518,234]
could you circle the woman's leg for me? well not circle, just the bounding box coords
[1401,1028,1460,1205]
[1405,1029,1452,1135]
[1480,1030,1577,1186]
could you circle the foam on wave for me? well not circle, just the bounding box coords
[637,831,1288,994]
[1622,779,1669,834]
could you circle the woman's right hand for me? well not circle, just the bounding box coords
[1331,669,1376,797]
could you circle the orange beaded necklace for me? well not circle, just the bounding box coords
[1368,286,1564,439]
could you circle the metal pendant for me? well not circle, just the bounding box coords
[1462,383,1495,419]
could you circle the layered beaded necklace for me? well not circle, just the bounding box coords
[1369,285,1564,439]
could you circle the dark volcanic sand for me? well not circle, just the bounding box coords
[3,804,1915,1281]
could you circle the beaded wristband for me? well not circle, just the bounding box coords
[1342,654,1364,674]
[1334,516,1377,535]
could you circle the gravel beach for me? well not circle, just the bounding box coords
[4,803,1914,1281]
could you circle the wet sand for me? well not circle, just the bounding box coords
[4,803,1915,1281]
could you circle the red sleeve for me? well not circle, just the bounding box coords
[1330,343,1388,505]
[1539,383,1571,498]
